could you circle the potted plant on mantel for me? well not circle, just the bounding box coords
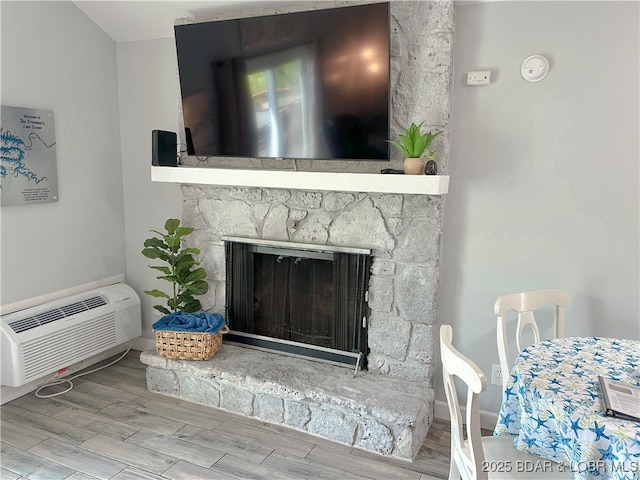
[388,122,442,175]
[142,218,227,361]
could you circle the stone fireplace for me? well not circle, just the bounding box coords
[141,0,454,461]
[141,186,444,459]
[183,186,443,384]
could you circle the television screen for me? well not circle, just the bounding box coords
[174,3,390,161]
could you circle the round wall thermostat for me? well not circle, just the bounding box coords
[521,54,550,82]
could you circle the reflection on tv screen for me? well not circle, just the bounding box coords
[175,3,390,161]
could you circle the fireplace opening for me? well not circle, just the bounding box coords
[224,237,371,368]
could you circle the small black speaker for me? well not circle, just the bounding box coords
[152,130,177,166]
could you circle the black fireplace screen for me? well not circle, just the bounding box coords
[224,240,370,367]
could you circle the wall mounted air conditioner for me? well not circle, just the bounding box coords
[1,282,141,387]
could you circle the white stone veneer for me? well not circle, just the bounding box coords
[182,185,443,384]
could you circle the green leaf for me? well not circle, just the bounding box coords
[154,305,170,315]
[167,298,180,311]
[177,288,194,299]
[413,135,428,157]
[396,133,410,150]
[424,130,442,146]
[165,218,180,235]
[142,247,166,259]
[407,122,418,140]
[144,289,170,299]
[165,236,181,252]
[175,256,199,272]
[186,280,209,295]
[156,275,177,283]
[185,268,207,283]
[176,250,198,262]
[181,299,202,313]
[176,249,196,257]
[175,261,198,276]
[149,265,171,275]
[143,237,167,249]
[175,226,194,237]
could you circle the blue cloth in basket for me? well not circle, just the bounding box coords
[152,311,225,334]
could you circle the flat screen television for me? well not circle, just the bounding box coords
[174,2,390,162]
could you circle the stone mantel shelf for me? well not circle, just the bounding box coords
[151,166,449,195]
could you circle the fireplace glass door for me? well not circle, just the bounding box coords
[224,239,370,367]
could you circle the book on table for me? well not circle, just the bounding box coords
[598,376,640,422]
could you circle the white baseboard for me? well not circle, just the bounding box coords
[434,399,498,432]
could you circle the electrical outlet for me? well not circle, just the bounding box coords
[491,364,503,386]
[467,70,491,86]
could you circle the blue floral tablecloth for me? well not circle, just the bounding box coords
[494,337,640,480]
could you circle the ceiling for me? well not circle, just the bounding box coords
[73,1,488,43]
[73,1,301,42]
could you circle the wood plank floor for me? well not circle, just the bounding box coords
[1,350,452,480]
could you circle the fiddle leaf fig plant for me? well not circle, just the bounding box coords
[388,121,442,158]
[142,218,208,315]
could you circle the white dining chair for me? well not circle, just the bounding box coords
[495,289,572,389]
[440,325,571,479]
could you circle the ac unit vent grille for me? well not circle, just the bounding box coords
[22,313,117,380]
[83,296,108,309]
[35,309,65,325]
[8,295,108,334]
[7,318,40,333]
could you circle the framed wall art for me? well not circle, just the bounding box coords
[1,105,58,206]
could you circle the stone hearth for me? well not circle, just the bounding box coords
[141,344,433,460]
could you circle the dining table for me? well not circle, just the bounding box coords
[494,336,640,480]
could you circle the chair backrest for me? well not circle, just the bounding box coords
[495,289,571,389]
[440,325,488,480]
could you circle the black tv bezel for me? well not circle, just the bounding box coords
[173,2,392,172]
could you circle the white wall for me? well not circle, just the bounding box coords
[1,1,126,305]
[117,39,182,338]
[439,1,640,414]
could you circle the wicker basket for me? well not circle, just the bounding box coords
[155,325,229,361]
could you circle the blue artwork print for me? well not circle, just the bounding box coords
[1,106,58,206]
